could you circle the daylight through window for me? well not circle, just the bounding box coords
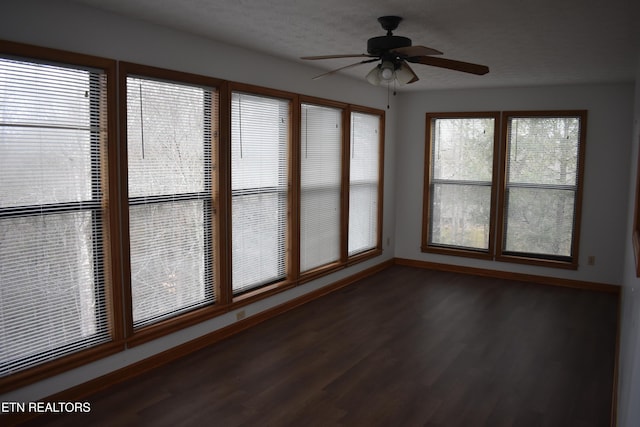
[0,56,112,376]
[231,91,290,295]
[348,110,382,256]
[499,112,586,263]
[423,113,498,255]
[126,74,218,328]
[300,102,343,272]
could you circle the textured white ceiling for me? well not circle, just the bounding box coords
[72,0,639,90]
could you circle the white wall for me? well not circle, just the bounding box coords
[0,0,398,402]
[394,83,635,285]
[618,57,640,427]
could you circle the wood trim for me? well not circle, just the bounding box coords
[298,96,349,276]
[226,83,298,301]
[0,41,392,397]
[494,253,579,270]
[0,40,125,394]
[610,290,622,427]
[421,114,433,253]
[496,110,588,269]
[117,61,224,89]
[4,260,394,426]
[290,94,301,284]
[105,58,124,347]
[0,39,115,70]
[340,105,351,264]
[292,97,302,282]
[217,81,232,306]
[346,106,386,258]
[228,81,298,102]
[421,112,501,258]
[117,62,135,341]
[232,281,297,307]
[421,244,493,260]
[118,62,226,344]
[394,257,620,294]
[377,109,386,254]
[299,94,349,110]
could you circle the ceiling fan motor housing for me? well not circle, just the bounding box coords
[367,35,412,56]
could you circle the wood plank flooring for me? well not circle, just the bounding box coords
[26,265,619,426]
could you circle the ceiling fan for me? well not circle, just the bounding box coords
[301,16,489,86]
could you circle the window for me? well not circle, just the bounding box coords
[348,109,383,257]
[300,101,344,273]
[422,113,499,257]
[0,42,388,391]
[231,90,291,295]
[122,65,219,330]
[498,111,586,267]
[422,110,586,268]
[0,47,118,380]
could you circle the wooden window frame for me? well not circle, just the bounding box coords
[496,110,587,269]
[297,96,349,283]
[0,41,387,392]
[226,83,299,307]
[421,112,500,260]
[119,62,226,346]
[422,110,587,270]
[345,105,385,265]
[0,40,123,393]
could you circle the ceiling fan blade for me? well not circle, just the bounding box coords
[301,54,372,60]
[391,45,443,57]
[312,58,379,80]
[409,56,489,75]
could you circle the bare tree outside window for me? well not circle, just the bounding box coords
[502,115,582,259]
[0,57,110,375]
[422,113,499,257]
[126,76,216,328]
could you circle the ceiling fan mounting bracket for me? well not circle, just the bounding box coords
[378,16,403,35]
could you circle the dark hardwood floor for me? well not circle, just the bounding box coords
[27,265,618,426]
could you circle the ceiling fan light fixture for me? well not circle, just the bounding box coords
[395,62,415,85]
[365,65,382,86]
[366,61,398,86]
[380,61,395,81]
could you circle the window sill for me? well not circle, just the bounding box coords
[495,253,578,270]
[421,244,493,260]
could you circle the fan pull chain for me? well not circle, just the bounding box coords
[387,84,390,109]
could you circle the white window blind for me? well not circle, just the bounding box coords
[348,111,380,256]
[231,92,289,294]
[300,103,342,272]
[503,114,582,259]
[126,76,216,328]
[0,57,111,376]
[428,117,495,251]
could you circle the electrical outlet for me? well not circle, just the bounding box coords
[236,310,246,321]
[587,255,595,266]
